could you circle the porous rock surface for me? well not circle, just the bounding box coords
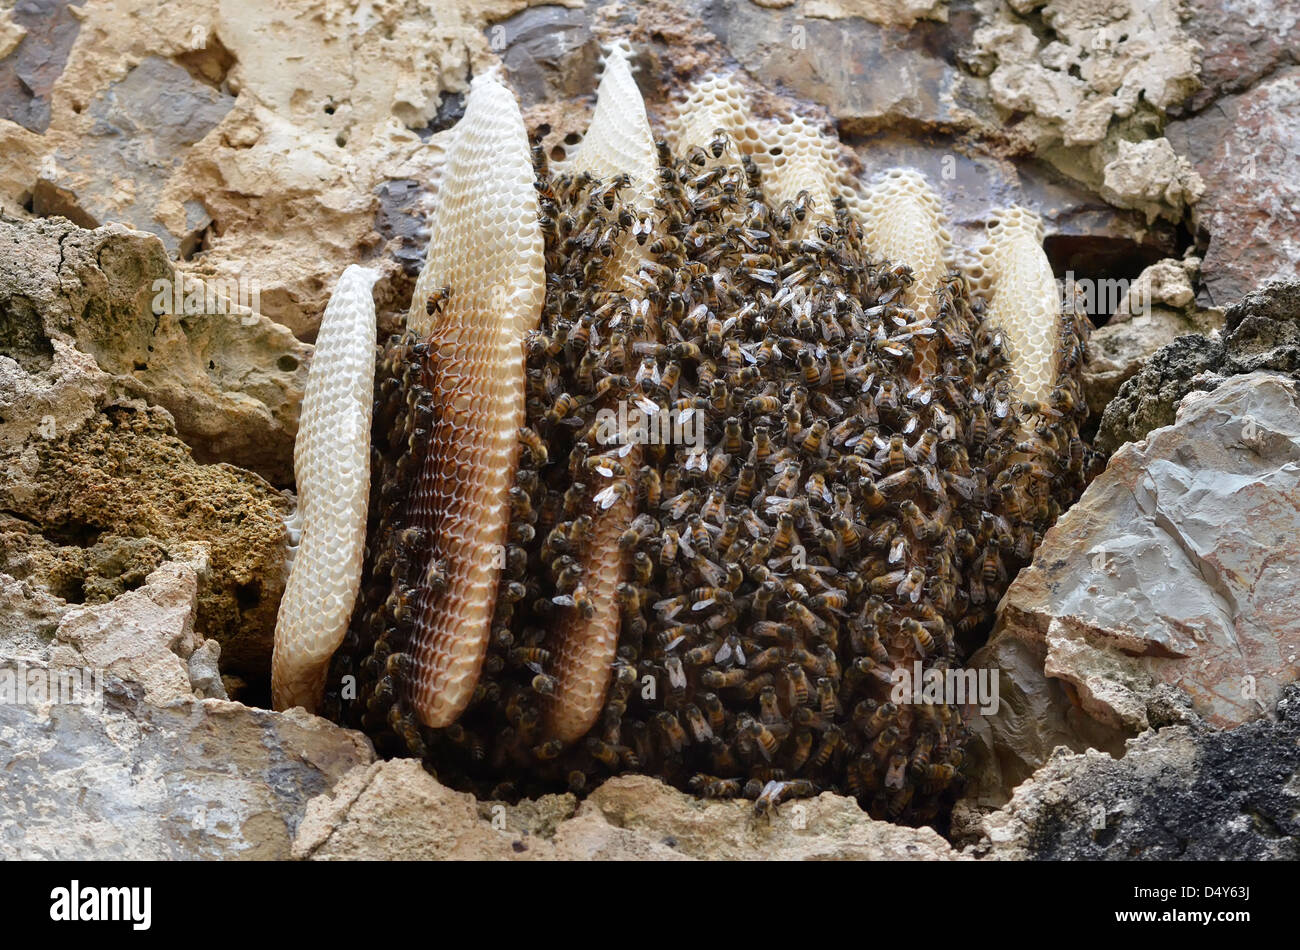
[1080,255,1222,418]
[0,218,293,677]
[0,215,309,483]
[294,764,963,861]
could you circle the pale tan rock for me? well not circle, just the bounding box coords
[54,554,207,706]
[0,121,41,216]
[1100,138,1204,224]
[1,0,582,339]
[295,769,960,861]
[802,0,947,28]
[1082,257,1223,415]
[1114,258,1199,316]
[0,690,375,860]
[558,775,962,860]
[970,0,1200,211]
[294,759,544,860]
[0,573,68,659]
[0,216,308,484]
[0,222,294,677]
[0,12,25,59]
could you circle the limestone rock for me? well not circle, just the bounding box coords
[36,56,234,255]
[295,768,960,861]
[0,216,310,484]
[294,759,546,860]
[555,775,962,860]
[0,572,67,658]
[0,277,292,676]
[802,0,947,28]
[1099,138,1204,225]
[0,681,375,860]
[1081,257,1223,417]
[53,554,208,706]
[968,371,1300,805]
[971,0,1200,154]
[188,639,229,700]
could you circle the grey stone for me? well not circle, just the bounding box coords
[37,56,234,256]
[373,178,429,278]
[0,0,84,133]
[188,638,228,700]
[494,5,599,109]
[0,676,374,859]
[969,371,1300,806]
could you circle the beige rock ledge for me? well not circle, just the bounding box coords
[0,685,374,860]
[294,763,962,861]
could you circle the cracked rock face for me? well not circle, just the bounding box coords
[0,216,309,484]
[1166,68,1300,308]
[965,371,1300,806]
[0,217,298,678]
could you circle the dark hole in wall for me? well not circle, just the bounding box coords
[411,91,466,141]
[57,573,86,605]
[41,522,105,549]
[1043,234,1167,328]
[0,295,55,371]
[235,580,261,612]
[173,30,237,91]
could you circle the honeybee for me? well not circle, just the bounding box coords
[424,286,451,318]
[902,617,934,656]
[517,426,548,464]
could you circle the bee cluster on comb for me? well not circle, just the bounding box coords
[321,115,1097,824]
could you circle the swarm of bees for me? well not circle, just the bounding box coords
[322,126,1097,825]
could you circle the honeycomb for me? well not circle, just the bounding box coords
[405,70,546,728]
[971,206,1061,407]
[543,44,659,744]
[857,169,955,380]
[271,264,378,712]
